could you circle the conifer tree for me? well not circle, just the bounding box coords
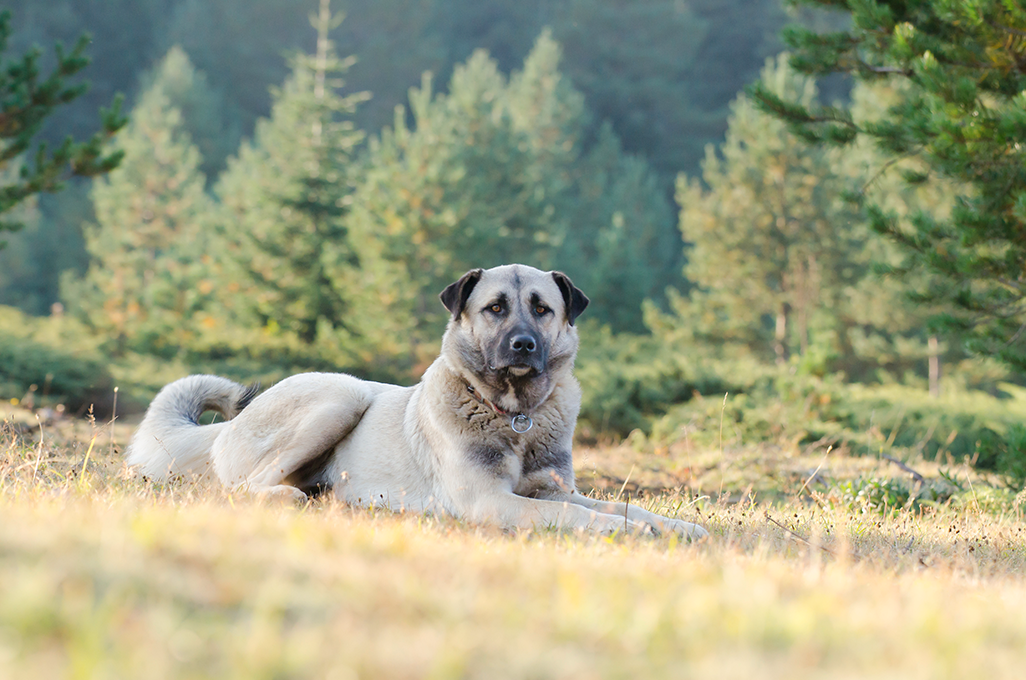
[137,46,241,181]
[513,33,677,330]
[561,123,678,330]
[0,9,125,241]
[666,55,862,365]
[215,0,367,350]
[831,78,959,387]
[504,29,676,325]
[66,55,213,356]
[345,31,676,353]
[341,54,549,366]
[751,0,1026,370]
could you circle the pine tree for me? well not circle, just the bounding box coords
[560,123,677,330]
[831,78,960,387]
[341,53,549,366]
[215,0,367,350]
[160,0,314,135]
[510,31,678,330]
[344,31,676,352]
[751,0,1026,370]
[439,0,794,178]
[0,9,125,241]
[66,57,213,356]
[137,46,241,181]
[665,55,863,365]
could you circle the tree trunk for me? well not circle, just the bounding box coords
[928,335,940,399]
[774,302,790,366]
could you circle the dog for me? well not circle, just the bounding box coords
[126,264,708,539]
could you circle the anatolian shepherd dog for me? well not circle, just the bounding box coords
[126,264,708,539]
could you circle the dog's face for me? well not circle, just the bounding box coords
[440,264,588,412]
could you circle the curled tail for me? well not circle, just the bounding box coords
[125,375,260,482]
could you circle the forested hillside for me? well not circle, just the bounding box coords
[3,0,1026,484]
[0,0,799,315]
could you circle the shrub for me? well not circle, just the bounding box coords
[574,323,762,437]
[975,424,1026,490]
[649,369,1026,483]
[0,306,115,414]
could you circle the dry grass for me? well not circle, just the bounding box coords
[3,404,1026,679]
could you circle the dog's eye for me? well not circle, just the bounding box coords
[490,304,503,314]
[535,305,549,316]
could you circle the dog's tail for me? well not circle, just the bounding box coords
[125,375,260,482]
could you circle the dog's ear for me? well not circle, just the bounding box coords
[552,271,589,326]
[440,268,484,320]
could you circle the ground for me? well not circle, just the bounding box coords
[2,402,1026,679]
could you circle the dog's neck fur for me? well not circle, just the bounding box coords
[463,381,508,415]
[423,350,561,425]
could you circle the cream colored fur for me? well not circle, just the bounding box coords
[125,265,708,539]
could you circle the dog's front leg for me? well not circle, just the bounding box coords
[566,492,708,540]
[453,482,652,535]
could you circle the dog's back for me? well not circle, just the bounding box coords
[125,375,259,482]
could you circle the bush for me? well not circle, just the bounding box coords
[975,424,1026,490]
[573,323,762,437]
[826,476,959,516]
[0,306,115,414]
[649,369,1026,481]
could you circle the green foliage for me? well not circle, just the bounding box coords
[0,184,92,316]
[573,323,745,437]
[650,371,1026,482]
[447,0,792,177]
[558,124,679,330]
[214,2,382,375]
[159,0,318,134]
[65,47,214,357]
[0,45,234,317]
[824,78,963,382]
[0,0,826,340]
[826,475,959,516]
[346,32,675,355]
[668,55,864,365]
[0,306,114,413]
[0,8,125,239]
[659,58,967,388]
[136,45,240,181]
[752,0,1026,371]
[975,423,1026,491]
[824,470,1018,515]
[550,0,713,179]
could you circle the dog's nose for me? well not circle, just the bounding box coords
[510,334,537,354]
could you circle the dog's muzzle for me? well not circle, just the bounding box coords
[495,329,546,375]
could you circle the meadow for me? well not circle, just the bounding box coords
[3,400,1026,680]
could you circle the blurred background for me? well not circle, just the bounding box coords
[3,0,1025,487]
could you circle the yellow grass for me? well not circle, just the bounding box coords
[3,406,1026,679]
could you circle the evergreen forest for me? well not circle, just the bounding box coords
[5,0,1026,486]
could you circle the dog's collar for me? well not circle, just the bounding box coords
[465,384,534,434]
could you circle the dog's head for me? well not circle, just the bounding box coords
[440,264,588,413]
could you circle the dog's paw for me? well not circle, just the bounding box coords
[250,484,309,504]
[590,516,654,537]
[655,518,709,541]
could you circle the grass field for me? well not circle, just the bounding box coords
[3,404,1026,679]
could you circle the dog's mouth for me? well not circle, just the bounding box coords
[489,363,542,379]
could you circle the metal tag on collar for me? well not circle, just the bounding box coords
[511,413,533,433]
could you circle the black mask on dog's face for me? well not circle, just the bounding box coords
[440,266,588,412]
